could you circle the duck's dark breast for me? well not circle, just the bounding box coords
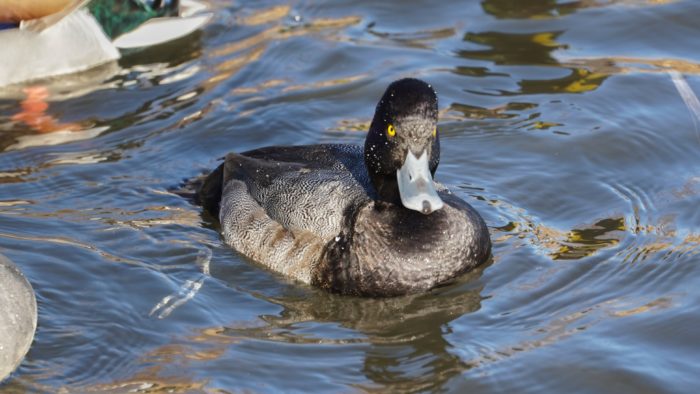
[313,195,491,297]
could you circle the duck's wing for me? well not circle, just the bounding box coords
[201,144,371,241]
[231,144,371,240]
[240,144,368,175]
[200,144,371,284]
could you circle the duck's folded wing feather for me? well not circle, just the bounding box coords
[221,148,370,240]
[241,144,362,170]
[209,145,370,281]
[219,179,324,284]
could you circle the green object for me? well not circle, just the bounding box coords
[87,0,179,39]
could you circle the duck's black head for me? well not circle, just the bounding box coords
[364,78,442,214]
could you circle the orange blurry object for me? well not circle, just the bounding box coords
[12,86,80,133]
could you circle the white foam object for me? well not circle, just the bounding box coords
[0,9,119,87]
[113,14,211,49]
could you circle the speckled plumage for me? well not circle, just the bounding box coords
[199,78,492,296]
[213,144,372,284]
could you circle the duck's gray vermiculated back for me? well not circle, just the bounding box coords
[218,144,372,283]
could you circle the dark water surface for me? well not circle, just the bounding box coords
[2,0,700,392]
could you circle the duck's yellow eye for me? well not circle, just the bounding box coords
[432,127,437,137]
[387,124,396,138]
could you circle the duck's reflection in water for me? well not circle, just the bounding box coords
[46,266,488,393]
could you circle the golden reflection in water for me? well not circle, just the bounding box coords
[76,369,208,393]
[231,79,287,95]
[0,167,34,184]
[618,232,700,264]
[460,31,565,66]
[520,68,609,94]
[283,74,368,93]
[449,53,700,126]
[452,65,508,78]
[494,216,625,261]
[325,102,545,133]
[0,199,32,207]
[321,101,545,134]
[564,56,700,76]
[481,0,587,19]
[445,102,537,120]
[281,15,363,33]
[327,118,371,133]
[237,5,291,26]
[481,0,679,19]
[10,363,209,393]
[364,26,457,50]
[175,100,217,129]
[552,218,625,260]
[208,45,267,86]
[457,29,611,96]
[100,205,203,230]
[200,6,362,118]
[610,296,673,317]
[210,6,360,60]
[493,191,700,263]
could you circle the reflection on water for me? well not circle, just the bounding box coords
[62,269,486,393]
[552,217,625,260]
[460,31,565,66]
[481,0,680,19]
[1,0,700,392]
[458,30,610,95]
[518,67,608,95]
[0,30,204,155]
[481,0,585,19]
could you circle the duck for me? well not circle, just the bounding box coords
[0,254,37,382]
[199,78,492,297]
[0,0,211,87]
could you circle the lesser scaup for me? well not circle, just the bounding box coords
[199,78,491,296]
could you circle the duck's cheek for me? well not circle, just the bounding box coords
[377,145,403,174]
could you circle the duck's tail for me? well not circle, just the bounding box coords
[198,162,224,218]
[170,162,223,219]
